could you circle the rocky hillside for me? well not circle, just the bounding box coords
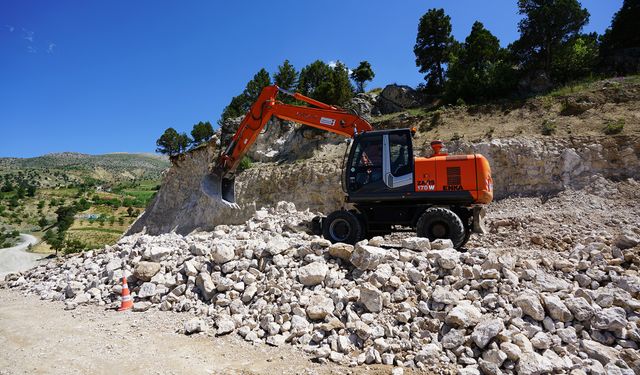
[373,76,640,140]
[128,77,640,236]
[0,152,170,187]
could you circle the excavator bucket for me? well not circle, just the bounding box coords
[201,172,239,208]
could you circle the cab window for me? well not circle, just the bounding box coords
[349,136,383,188]
[389,132,411,177]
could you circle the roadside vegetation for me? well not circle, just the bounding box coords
[0,227,20,248]
[0,156,166,254]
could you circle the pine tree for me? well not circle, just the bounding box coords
[274,60,298,104]
[274,60,298,92]
[243,68,271,103]
[219,68,271,126]
[219,94,249,126]
[601,0,640,52]
[190,121,214,146]
[511,0,589,77]
[297,60,332,97]
[156,128,191,156]
[552,32,599,82]
[414,8,455,94]
[328,62,355,106]
[446,22,516,102]
[351,61,375,93]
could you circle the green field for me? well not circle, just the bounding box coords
[0,153,167,254]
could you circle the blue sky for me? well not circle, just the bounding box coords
[0,0,623,157]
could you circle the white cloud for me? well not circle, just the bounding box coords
[27,45,36,53]
[22,28,34,42]
[327,60,353,75]
[47,43,56,54]
[5,25,15,33]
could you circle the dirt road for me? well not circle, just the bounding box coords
[0,289,399,375]
[0,234,44,279]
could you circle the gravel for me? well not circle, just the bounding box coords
[3,179,640,373]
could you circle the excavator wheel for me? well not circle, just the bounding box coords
[322,210,363,245]
[417,207,466,249]
[459,229,472,249]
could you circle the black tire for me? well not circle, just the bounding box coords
[322,210,363,245]
[416,207,466,249]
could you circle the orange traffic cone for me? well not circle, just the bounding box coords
[118,276,133,311]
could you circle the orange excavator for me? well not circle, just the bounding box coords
[203,85,493,248]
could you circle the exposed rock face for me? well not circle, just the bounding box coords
[448,135,640,199]
[126,143,252,235]
[376,84,422,114]
[517,71,554,94]
[128,111,639,237]
[344,92,379,120]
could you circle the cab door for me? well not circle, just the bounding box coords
[345,133,385,195]
[382,132,413,189]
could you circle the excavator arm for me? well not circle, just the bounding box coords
[203,85,373,206]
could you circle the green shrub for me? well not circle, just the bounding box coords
[485,127,495,139]
[63,238,87,254]
[541,120,556,135]
[427,110,443,131]
[603,119,624,135]
[238,156,253,171]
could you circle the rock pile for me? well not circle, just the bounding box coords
[4,201,640,373]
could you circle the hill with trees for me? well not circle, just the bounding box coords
[0,152,169,186]
[414,0,639,103]
[0,152,170,255]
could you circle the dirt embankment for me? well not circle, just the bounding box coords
[126,77,640,236]
[376,76,640,140]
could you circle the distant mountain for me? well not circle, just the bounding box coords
[0,152,171,187]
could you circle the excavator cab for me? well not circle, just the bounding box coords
[345,129,414,200]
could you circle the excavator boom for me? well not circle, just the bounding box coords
[203,85,373,205]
